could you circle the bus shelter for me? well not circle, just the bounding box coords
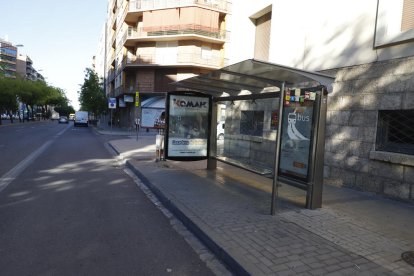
[171,59,334,214]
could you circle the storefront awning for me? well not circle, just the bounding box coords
[173,59,335,101]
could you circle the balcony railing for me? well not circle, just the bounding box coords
[123,52,227,68]
[113,85,138,97]
[129,0,230,13]
[123,25,228,45]
[107,69,115,82]
[110,33,116,48]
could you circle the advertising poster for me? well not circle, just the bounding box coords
[279,100,314,181]
[166,92,211,160]
[124,95,134,102]
[118,98,126,107]
[270,110,279,130]
[141,108,165,128]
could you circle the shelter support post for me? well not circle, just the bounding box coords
[271,82,285,215]
[207,101,218,170]
[308,90,328,209]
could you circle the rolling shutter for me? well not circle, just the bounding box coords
[401,0,414,31]
[254,12,272,61]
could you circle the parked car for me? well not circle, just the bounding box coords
[58,116,69,124]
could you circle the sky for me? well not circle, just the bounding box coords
[0,0,108,110]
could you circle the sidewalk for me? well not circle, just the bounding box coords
[102,128,414,275]
[0,119,45,126]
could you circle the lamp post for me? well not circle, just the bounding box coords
[14,44,25,121]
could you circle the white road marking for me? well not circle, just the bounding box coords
[0,125,70,193]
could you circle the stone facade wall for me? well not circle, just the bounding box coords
[222,99,277,170]
[323,56,414,202]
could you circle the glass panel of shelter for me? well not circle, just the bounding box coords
[215,98,277,177]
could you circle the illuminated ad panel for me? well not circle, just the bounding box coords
[278,88,319,182]
[165,91,212,161]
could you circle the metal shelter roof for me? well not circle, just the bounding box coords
[173,59,335,100]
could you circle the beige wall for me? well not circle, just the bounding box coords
[228,0,414,71]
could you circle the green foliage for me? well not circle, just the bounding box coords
[0,78,18,113]
[0,77,74,117]
[78,68,107,116]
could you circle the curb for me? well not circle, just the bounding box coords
[107,142,121,156]
[126,160,250,276]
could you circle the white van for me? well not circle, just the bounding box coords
[74,111,88,127]
[217,121,225,140]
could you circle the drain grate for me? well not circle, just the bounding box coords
[402,251,414,266]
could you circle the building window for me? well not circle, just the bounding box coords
[253,11,271,61]
[240,111,264,137]
[201,46,212,60]
[376,110,414,155]
[156,41,178,64]
[401,0,414,31]
[375,0,414,47]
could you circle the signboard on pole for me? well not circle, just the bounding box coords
[135,91,140,107]
[165,91,211,161]
[108,98,116,109]
[124,95,134,102]
[118,98,126,107]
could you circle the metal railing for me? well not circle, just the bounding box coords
[110,33,116,47]
[113,85,138,97]
[123,52,227,68]
[376,110,414,155]
[129,0,230,13]
[123,25,228,44]
[107,69,115,82]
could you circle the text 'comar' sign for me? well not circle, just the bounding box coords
[172,98,208,109]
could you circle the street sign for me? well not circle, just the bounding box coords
[135,92,140,107]
[108,98,116,109]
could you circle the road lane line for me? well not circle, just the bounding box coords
[0,125,70,193]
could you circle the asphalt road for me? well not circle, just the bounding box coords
[0,121,214,276]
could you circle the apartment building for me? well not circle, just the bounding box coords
[218,0,414,202]
[104,0,230,127]
[0,39,18,78]
[16,54,43,81]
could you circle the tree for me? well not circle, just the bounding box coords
[78,68,107,117]
[0,78,18,124]
[0,77,70,123]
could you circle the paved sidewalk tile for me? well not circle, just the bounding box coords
[126,158,414,275]
[107,136,414,276]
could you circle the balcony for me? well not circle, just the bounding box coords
[107,69,115,82]
[3,65,17,72]
[110,33,116,48]
[123,25,228,46]
[122,52,227,69]
[113,84,137,97]
[128,0,230,13]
